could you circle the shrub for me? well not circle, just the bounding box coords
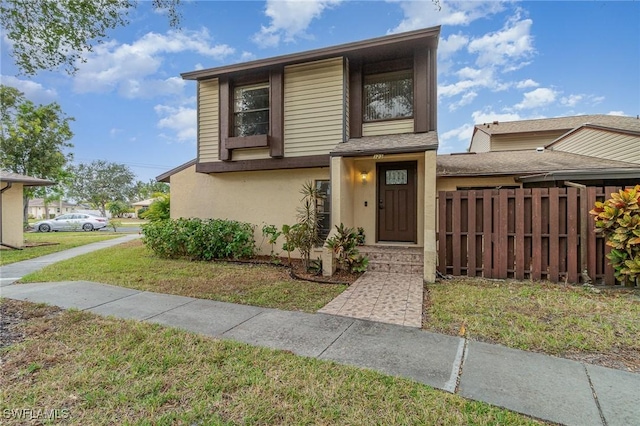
[326,223,369,273]
[590,185,640,286]
[142,218,256,261]
[140,193,170,222]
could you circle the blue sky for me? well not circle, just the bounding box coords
[1,0,638,182]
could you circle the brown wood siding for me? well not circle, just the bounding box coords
[284,58,345,157]
[197,79,220,162]
[413,49,428,133]
[552,127,640,164]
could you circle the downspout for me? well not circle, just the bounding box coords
[0,182,23,250]
[564,181,591,283]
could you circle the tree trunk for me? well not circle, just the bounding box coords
[22,195,29,227]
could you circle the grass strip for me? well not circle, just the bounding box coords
[21,240,346,313]
[425,279,640,371]
[0,299,543,425]
[0,232,122,266]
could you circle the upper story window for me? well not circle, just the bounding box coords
[363,70,413,122]
[233,83,269,137]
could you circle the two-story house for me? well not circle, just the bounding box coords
[158,27,441,282]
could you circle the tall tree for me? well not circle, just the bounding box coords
[0,85,74,222]
[133,179,170,201]
[67,160,136,217]
[0,0,181,76]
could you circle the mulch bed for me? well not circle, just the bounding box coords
[230,255,361,285]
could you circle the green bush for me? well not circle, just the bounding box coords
[142,218,256,260]
[326,223,369,273]
[590,185,640,286]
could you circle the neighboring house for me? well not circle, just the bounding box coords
[468,114,640,161]
[437,150,640,191]
[28,198,77,219]
[159,27,441,281]
[132,198,158,218]
[462,114,640,189]
[0,171,55,249]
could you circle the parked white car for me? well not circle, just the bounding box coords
[34,213,108,232]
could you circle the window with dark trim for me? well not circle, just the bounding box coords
[233,83,269,137]
[315,180,331,241]
[363,69,413,122]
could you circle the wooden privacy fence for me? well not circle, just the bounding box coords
[437,186,633,286]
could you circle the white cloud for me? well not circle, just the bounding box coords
[516,79,539,89]
[560,94,583,107]
[253,0,342,48]
[514,88,557,110]
[607,110,626,116]
[73,29,234,98]
[468,15,535,70]
[471,109,525,125]
[109,128,123,138]
[440,122,475,142]
[0,75,57,103]
[439,33,469,58]
[390,1,508,33]
[154,104,196,143]
[448,91,477,111]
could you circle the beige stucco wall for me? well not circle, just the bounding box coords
[1,183,25,248]
[423,150,437,283]
[344,153,426,246]
[169,165,330,256]
[551,128,640,164]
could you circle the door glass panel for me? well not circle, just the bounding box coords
[386,169,408,185]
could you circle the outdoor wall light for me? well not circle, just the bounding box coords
[360,171,368,183]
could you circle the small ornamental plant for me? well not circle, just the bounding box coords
[589,185,640,286]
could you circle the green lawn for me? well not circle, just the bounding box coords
[21,240,346,313]
[425,279,640,372]
[0,232,122,266]
[0,299,542,425]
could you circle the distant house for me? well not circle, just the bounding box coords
[469,114,640,155]
[132,198,159,218]
[460,114,640,188]
[1,171,55,249]
[28,198,77,219]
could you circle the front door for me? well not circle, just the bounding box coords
[377,162,417,242]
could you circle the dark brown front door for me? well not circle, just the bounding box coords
[377,162,417,242]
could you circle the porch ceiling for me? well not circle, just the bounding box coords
[330,132,439,157]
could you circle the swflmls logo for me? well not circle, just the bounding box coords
[2,408,71,420]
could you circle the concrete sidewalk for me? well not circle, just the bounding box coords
[2,280,638,426]
[0,234,141,287]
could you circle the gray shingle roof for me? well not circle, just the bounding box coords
[331,132,439,157]
[0,171,56,186]
[475,114,640,136]
[436,150,640,177]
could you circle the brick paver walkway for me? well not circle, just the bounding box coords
[318,272,423,327]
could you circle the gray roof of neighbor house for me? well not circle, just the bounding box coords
[331,132,439,157]
[29,198,76,208]
[182,26,440,80]
[0,171,56,187]
[436,150,640,177]
[474,114,640,137]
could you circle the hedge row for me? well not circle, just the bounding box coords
[142,218,256,260]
